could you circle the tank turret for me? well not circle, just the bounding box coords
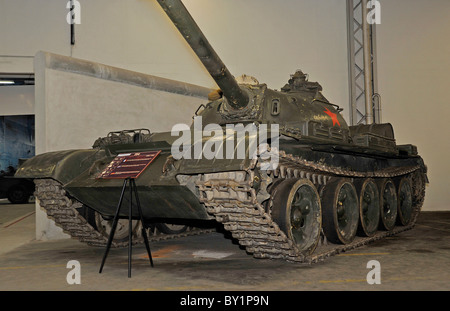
[157,0,352,145]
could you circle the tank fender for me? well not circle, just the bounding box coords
[15,149,101,185]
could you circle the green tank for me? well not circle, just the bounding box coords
[16,0,427,262]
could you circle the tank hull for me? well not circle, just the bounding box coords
[16,136,426,222]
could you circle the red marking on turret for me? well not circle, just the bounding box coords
[324,108,341,127]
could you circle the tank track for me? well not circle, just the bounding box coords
[196,150,426,263]
[34,178,214,248]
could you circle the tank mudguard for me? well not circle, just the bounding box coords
[15,149,100,185]
[177,157,251,174]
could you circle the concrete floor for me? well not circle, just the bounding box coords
[0,199,449,292]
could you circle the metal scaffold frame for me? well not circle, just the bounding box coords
[347,0,381,125]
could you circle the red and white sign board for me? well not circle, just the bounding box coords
[97,150,161,179]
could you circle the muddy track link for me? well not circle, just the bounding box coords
[34,179,214,248]
[196,150,426,263]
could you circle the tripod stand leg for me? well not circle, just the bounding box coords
[132,179,154,267]
[128,178,133,278]
[99,178,128,273]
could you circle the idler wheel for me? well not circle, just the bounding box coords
[354,178,380,237]
[322,178,359,244]
[271,178,322,255]
[396,177,413,226]
[377,178,398,231]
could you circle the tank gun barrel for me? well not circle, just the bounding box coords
[157,0,249,110]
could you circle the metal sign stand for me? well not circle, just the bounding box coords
[99,178,154,278]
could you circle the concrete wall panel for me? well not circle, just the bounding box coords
[33,51,211,240]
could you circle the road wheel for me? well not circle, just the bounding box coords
[396,177,413,226]
[354,178,380,237]
[378,178,398,230]
[271,178,322,256]
[155,223,188,234]
[94,212,141,243]
[322,178,359,244]
[77,205,141,244]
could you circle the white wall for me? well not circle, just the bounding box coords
[0,85,34,116]
[377,0,450,211]
[0,0,69,72]
[1,0,447,211]
[35,54,210,154]
[0,0,350,119]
